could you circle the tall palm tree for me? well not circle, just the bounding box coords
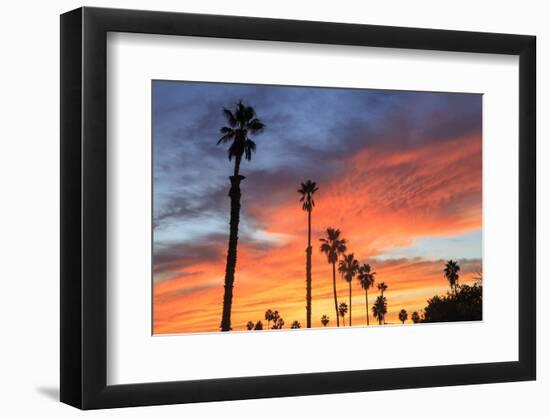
[411,311,420,324]
[357,263,376,326]
[246,321,254,330]
[338,302,348,327]
[291,320,302,329]
[444,260,461,294]
[376,282,388,323]
[398,309,408,324]
[218,101,266,331]
[298,180,319,329]
[338,253,359,326]
[265,309,273,329]
[372,295,387,325]
[320,228,347,327]
[321,315,330,327]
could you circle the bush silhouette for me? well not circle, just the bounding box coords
[422,283,482,323]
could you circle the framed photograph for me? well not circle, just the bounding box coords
[60,6,536,409]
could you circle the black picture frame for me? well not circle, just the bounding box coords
[60,6,536,410]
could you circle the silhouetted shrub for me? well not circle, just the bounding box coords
[422,284,482,323]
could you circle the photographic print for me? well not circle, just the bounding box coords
[152,81,482,335]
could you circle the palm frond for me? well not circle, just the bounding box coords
[248,118,265,133]
[244,139,256,161]
[235,101,247,125]
[217,131,235,145]
[326,227,340,240]
[337,240,347,253]
[319,242,331,253]
[222,108,237,127]
[243,105,255,122]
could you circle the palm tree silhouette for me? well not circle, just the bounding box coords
[321,314,330,327]
[358,263,376,326]
[338,253,359,326]
[377,282,388,296]
[320,228,347,327]
[376,282,388,324]
[444,260,461,294]
[291,320,302,329]
[272,317,285,329]
[271,310,280,329]
[298,180,319,329]
[254,320,263,330]
[265,309,274,329]
[338,302,348,326]
[411,311,420,324]
[246,321,254,330]
[398,309,408,324]
[217,101,266,331]
[372,295,387,325]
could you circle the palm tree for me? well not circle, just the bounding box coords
[321,315,330,327]
[411,311,420,324]
[338,253,359,326]
[265,309,274,329]
[444,260,461,294]
[271,310,280,328]
[291,320,302,329]
[398,309,408,324]
[338,302,348,326]
[376,282,388,324]
[372,295,387,325]
[298,180,319,329]
[320,228,347,327]
[272,317,285,329]
[246,321,254,330]
[357,263,376,326]
[377,282,388,296]
[254,320,263,330]
[218,101,266,331]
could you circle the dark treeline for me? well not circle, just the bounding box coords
[421,282,482,323]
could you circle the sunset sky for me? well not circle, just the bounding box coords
[152,81,482,334]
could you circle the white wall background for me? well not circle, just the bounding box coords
[0,1,546,416]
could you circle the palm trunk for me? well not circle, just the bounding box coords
[305,209,312,328]
[233,155,241,177]
[342,316,345,327]
[348,280,352,327]
[381,290,386,325]
[220,157,244,332]
[332,262,339,327]
[365,289,370,326]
